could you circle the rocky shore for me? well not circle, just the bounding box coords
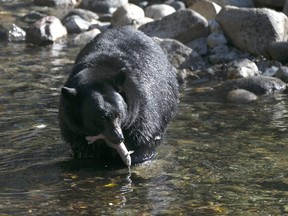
[1,0,288,102]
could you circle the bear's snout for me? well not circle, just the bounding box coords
[103,125,124,145]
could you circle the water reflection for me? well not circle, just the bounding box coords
[1,24,288,216]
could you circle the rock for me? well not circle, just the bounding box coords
[26,16,67,45]
[169,1,186,10]
[72,28,101,45]
[62,8,99,23]
[0,24,26,42]
[219,76,286,95]
[267,42,288,63]
[153,37,203,70]
[111,3,145,27]
[216,6,288,57]
[226,89,258,103]
[274,66,288,83]
[209,19,224,34]
[139,9,209,44]
[227,59,259,79]
[62,15,90,33]
[79,0,128,14]
[189,0,222,20]
[145,4,176,20]
[209,44,238,64]
[34,0,78,7]
[186,0,254,7]
[253,0,286,10]
[207,33,227,48]
[284,1,288,16]
[21,11,46,23]
[185,37,208,56]
[262,66,279,76]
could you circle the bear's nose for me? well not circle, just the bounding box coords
[104,128,125,144]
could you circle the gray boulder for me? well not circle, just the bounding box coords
[267,42,288,63]
[219,76,286,95]
[216,6,288,57]
[139,9,209,43]
[26,16,67,45]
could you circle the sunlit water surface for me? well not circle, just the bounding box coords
[1,2,288,215]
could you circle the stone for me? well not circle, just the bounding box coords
[63,8,99,23]
[62,15,90,33]
[274,66,288,83]
[226,59,259,79]
[186,0,254,7]
[26,16,67,45]
[185,37,208,56]
[34,0,78,7]
[153,37,203,70]
[111,3,145,27]
[209,44,238,64]
[0,24,26,42]
[169,1,186,10]
[253,0,286,10]
[72,28,101,45]
[207,33,227,48]
[226,89,258,103]
[267,42,288,63]
[145,4,176,20]
[139,9,209,43]
[284,1,288,16]
[79,0,128,14]
[219,76,286,95]
[216,6,288,57]
[189,0,222,20]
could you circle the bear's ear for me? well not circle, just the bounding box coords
[61,87,78,100]
[115,68,127,86]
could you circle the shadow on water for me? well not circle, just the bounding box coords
[1,4,288,215]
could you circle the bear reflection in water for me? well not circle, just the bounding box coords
[59,26,179,167]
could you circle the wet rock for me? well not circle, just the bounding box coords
[189,0,222,20]
[139,9,209,44]
[253,0,286,10]
[21,11,46,23]
[226,89,258,103]
[219,76,286,95]
[79,0,128,14]
[154,37,203,70]
[185,37,208,56]
[262,66,278,76]
[209,44,238,64]
[72,28,101,45]
[216,6,288,57]
[169,1,186,10]
[226,59,259,79]
[0,24,26,42]
[63,8,100,23]
[62,15,90,33]
[145,4,176,20]
[111,3,145,27]
[34,0,78,7]
[26,16,67,45]
[186,0,254,7]
[267,42,288,63]
[274,66,288,83]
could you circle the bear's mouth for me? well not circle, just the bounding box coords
[85,135,133,167]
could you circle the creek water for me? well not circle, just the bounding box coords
[1,1,288,215]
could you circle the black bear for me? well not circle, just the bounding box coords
[59,26,178,167]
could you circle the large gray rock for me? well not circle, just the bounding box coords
[186,0,254,7]
[216,6,288,57]
[267,42,288,63]
[139,9,209,43]
[145,4,176,20]
[219,76,286,95]
[253,0,286,9]
[79,0,128,14]
[34,0,78,7]
[111,3,145,27]
[189,0,222,20]
[26,16,67,45]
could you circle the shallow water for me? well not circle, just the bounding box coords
[1,1,288,215]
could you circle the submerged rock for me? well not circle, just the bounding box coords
[226,89,258,103]
[219,76,286,95]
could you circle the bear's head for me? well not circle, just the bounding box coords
[60,70,128,146]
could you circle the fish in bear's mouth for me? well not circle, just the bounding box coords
[85,134,134,167]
